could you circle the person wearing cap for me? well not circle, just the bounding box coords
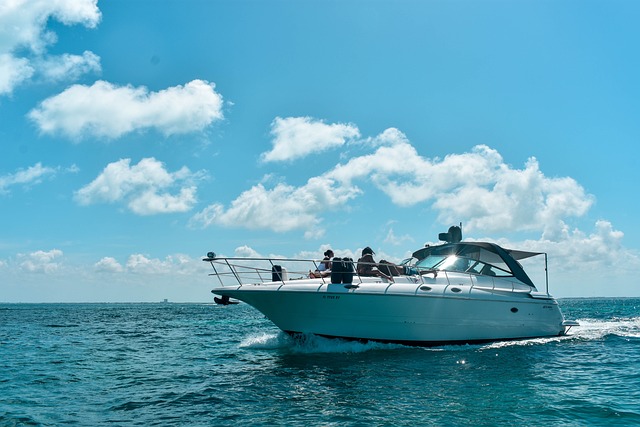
[357,247,376,276]
[357,247,392,280]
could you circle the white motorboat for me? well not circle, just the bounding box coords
[204,226,578,346]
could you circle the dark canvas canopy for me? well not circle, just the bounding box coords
[412,242,543,288]
[505,249,544,261]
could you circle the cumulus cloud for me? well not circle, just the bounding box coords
[0,162,57,194]
[324,137,592,234]
[28,80,224,140]
[93,253,197,275]
[429,151,592,234]
[533,220,630,270]
[492,219,639,294]
[18,249,63,274]
[94,257,123,273]
[191,176,359,238]
[261,116,360,162]
[74,157,203,215]
[126,253,193,275]
[37,51,101,82]
[384,227,413,247]
[0,0,101,95]
[233,245,263,258]
[0,54,34,95]
[193,122,595,239]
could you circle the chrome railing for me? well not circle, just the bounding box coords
[203,255,535,294]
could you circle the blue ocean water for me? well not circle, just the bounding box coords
[1,298,639,426]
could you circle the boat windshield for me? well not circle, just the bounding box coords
[415,255,446,270]
[416,254,513,277]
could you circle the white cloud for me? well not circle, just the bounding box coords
[194,123,596,240]
[364,127,412,148]
[93,253,202,276]
[127,188,197,216]
[531,220,631,271]
[327,139,593,234]
[326,131,425,189]
[191,176,359,237]
[0,0,101,95]
[28,79,224,139]
[18,249,63,274]
[431,154,594,234]
[234,245,262,258]
[0,162,57,194]
[0,53,34,95]
[74,157,202,215]
[492,220,639,296]
[384,227,413,247]
[37,51,101,82]
[1,249,214,302]
[94,257,123,273]
[66,164,80,173]
[261,116,360,162]
[126,254,165,274]
[126,253,194,275]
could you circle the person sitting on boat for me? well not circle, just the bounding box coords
[357,247,393,281]
[310,249,334,278]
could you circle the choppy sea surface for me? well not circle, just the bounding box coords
[1,298,639,426]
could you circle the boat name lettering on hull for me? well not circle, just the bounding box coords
[323,295,340,300]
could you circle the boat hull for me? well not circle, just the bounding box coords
[214,284,566,346]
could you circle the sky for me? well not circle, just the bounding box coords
[1,0,639,302]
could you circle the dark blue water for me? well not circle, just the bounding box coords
[1,299,639,426]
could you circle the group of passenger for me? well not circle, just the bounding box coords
[309,246,403,281]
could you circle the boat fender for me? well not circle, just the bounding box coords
[272,265,288,282]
